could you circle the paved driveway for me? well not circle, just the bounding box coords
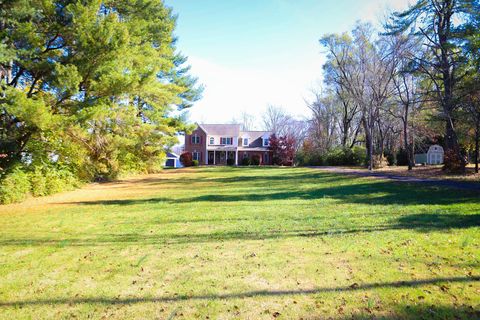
[310,166,480,192]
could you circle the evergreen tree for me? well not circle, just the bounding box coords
[0,0,201,179]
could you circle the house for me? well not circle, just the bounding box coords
[164,152,183,168]
[184,124,273,165]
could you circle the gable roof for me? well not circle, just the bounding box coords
[198,124,241,136]
[240,131,271,140]
[197,123,272,138]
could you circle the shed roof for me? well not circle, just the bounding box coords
[427,145,444,153]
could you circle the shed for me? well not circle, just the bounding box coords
[427,145,444,165]
[164,152,183,168]
[414,153,427,165]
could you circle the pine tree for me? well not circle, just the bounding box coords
[0,0,202,179]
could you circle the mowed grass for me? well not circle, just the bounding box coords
[0,167,479,319]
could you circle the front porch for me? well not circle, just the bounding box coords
[207,149,238,165]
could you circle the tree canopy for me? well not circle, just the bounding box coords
[0,0,201,183]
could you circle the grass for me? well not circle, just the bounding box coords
[0,166,479,319]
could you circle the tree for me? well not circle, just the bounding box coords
[385,0,480,172]
[269,134,295,166]
[388,35,424,170]
[321,23,399,170]
[262,105,291,136]
[306,91,339,152]
[0,0,201,180]
[179,152,193,167]
[232,111,256,131]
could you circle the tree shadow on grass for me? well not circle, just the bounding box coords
[62,177,480,207]
[338,303,480,320]
[0,276,478,308]
[1,213,479,247]
[177,181,480,206]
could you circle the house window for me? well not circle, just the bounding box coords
[209,137,214,145]
[220,137,233,145]
[193,151,200,161]
[263,138,269,146]
[191,135,200,144]
[243,138,249,146]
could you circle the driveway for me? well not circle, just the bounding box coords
[310,166,480,192]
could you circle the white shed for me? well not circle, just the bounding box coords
[427,145,444,165]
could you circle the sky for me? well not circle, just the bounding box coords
[165,0,413,129]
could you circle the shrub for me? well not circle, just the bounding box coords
[192,160,199,166]
[251,155,261,166]
[395,149,409,166]
[0,168,31,204]
[296,146,366,167]
[30,168,48,197]
[443,149,466,172]
[372,155,389,168]
[180,152,193,167]
[44,167,79,194]
[226,158,235,166]
[240,157,251,166]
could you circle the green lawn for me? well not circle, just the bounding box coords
[0,167,479,319]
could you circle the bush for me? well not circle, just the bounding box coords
[0,168,31,204]
[443,149,466,172]
[44,167,79,194]
[226,158,235,166]
[30,168,48,197]
[251,155,261,166]
[240,157,251,166]
[395,149,409,166]
[180,152,193,167]
[192,160,199,166]
[296,146,366,167]
[372,155,389,168]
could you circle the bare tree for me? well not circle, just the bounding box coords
[232,111,256,131]
[306,90,340,152]
[262,105,291,136]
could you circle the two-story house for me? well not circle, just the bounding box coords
[184,124,273,165]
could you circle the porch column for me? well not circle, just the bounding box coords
[213,150,216,165]
[235,150,238,165]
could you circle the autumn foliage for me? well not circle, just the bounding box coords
[269,134,295,166]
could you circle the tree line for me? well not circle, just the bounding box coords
[263,0,480,172]
[0,0,201,203]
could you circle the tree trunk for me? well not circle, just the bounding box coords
[475,116,479,174]
[444,115,465,172]
[362,115,374,171]
[403,104,413,171]
[362,116,372,170]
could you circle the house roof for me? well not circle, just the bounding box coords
[240,130,270,140]
[199,124,241,136]
[198,124,271,137]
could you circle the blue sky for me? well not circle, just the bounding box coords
[165,0,411,127]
